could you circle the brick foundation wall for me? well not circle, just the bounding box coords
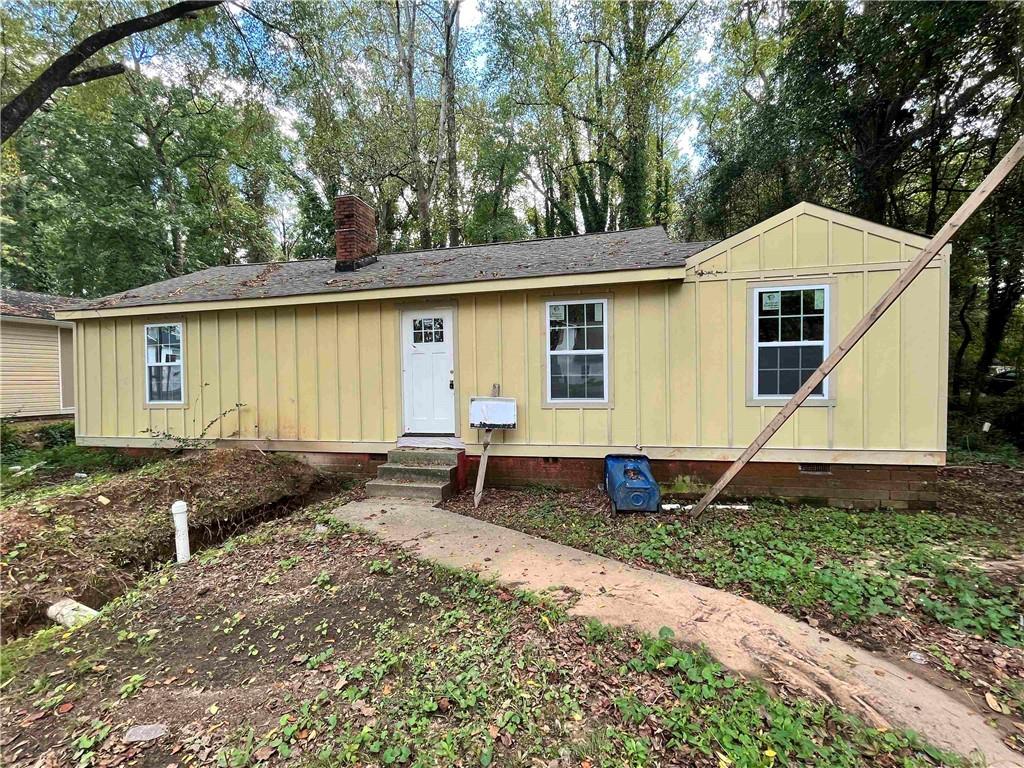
[114,445,938,509]
[464,455,938,510]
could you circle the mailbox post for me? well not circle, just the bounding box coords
[469,390,517,508]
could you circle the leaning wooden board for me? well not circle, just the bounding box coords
[691,136,1024,517]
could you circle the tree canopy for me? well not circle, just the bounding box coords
[1,0,1021,411]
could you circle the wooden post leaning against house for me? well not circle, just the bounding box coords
[690,136,1024,518]
[473,383,501,508]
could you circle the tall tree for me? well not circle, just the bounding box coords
[1,1,223,143]
[684,0,1024,411]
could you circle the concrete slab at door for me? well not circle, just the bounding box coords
[402,308,455,435]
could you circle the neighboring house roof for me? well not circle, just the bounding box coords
[66,227,717,313]
[0,289,77,320]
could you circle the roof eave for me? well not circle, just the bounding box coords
[1,313,74,327]
[55,264,691,320]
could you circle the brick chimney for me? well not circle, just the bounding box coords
[334,194,378,271]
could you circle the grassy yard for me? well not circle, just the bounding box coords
[1,419,153,507]
[1,497,957,768]
[444,464,1024,742]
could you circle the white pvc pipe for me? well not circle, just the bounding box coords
[171,500,190,563]
[660,503,751,513]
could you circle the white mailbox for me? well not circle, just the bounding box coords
[469,397,517,430]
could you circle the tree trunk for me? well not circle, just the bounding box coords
[968,254,1024,413]
[952,284,977,406]
[444,0,461,247]
[967,125,1024,412]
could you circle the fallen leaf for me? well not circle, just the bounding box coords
[56,703,74,714]
[253,746,274,761]
[984,692,1007,714]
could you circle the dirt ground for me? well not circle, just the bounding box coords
[1,496,957,768]
[444,463,1024,755]
[0,450,322,638]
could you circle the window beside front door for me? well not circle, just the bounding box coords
[545,298,609,404]
[145,322,185,405]
[752,285,829,400]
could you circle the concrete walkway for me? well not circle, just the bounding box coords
[334,498,1020,767]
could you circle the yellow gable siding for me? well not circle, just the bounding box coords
[0,320,67,418]
[74,204,947,464]
[683,203,948,458]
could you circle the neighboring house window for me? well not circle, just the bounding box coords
[546,299,608,402]
[754,285,829,398]
[145,323,184,404]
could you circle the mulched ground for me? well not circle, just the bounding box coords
[0,450,325,638]
[444,463,1024,753]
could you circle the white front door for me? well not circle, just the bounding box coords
[402,308,456,435]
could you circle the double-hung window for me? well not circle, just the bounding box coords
[145,323,185,405]
[753,285,829,399]
[546,299,608,403]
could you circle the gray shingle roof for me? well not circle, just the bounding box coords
[68,227,716,312]
[1,289,77,320]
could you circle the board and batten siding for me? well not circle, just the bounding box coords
[1,320,74,417]
[72,204,948,464]
[680,204,949,462]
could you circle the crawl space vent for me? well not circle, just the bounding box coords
[799,463,832,474]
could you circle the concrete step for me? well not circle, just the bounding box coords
[365,477,452,501]
[377,463,455,483]
[387,448,461,468]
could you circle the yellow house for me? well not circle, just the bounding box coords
[57,198,949,508]
[1,289,76,419]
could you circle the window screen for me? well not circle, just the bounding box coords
[547,300,607,402]
[755,287,827,397]
[145,323,184,404]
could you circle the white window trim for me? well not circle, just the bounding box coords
[544,297,610,406]
[57,326,74,412]
[752,283,831,401]
[144,322,186,406]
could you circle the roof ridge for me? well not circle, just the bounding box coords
[219,225,676,267]
[65,230,720,313]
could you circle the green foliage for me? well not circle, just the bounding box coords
[0,445,148,505]
[682,1,1023,407]
[1,420,24,457]
[618,627,957,768]
[2,52,295,296]
[948,401,1023,467]
[497,492,1024,645]
[38,421,75,449]
[117,673,146,699]
[368,559,394,575]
